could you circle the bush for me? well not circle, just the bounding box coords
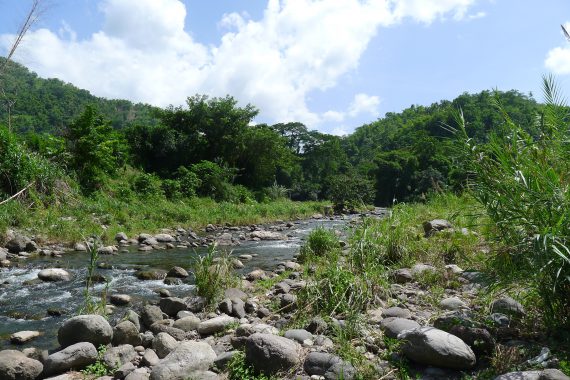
[454,76,570,328]
[176,166,201,198]
[131,173,163,198]
[191,160,237,202]
[326,173,374,212]
[299,227,339,261]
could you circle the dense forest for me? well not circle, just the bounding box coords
[0,59,541,209]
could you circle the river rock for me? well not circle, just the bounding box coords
[284,329,313,344]
[113,321,142,347]
[115,232,128,242]
[73,243,87,251]
[540,369,570,380]
[411,263,437,276]
[304,352,356,380]
[306,316,328,334]
[43,342,98,376]
[149,323,187,341]
[110,294,132,306]
[231,298,246,318]
[166,267,188,278]
[103,344,137,369]
[115,362,136,379]
[249,231,285,240]
[126,369,151,380]
[398,327,476,369]
[449,325,495,355]
[141,305,164,328]
[186,296,207,313]
[491,297,525,317]
[142,349,160,367]
[380,317,420,338]
[6,235,35,253]
[382,307,412,319]
[149,341,216,380]
[440,297,468,310]
[155,234,175,243]
[423,219,453,236]
[245,269,268,281]
[159,297,187,317]
[153,332,179,359]
[173,316,200,332]
[124,310,141,331]
[97,246,115,255]
[0,350,43,380]
[197,315,236,336]
[224,288,247,300]
[393,268,413,283]
[494,371,542,380]
[38,268,71,282]
[58,314,113,347]
[10,331,40,344]
[245,333,301,375]
[135,269,167,281]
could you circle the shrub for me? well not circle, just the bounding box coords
[176,166,201,198]
[454,76,570,327]
[191,160,237,202]
[326,173,374,212]
[299,227,339,261]
[131,172,163,198]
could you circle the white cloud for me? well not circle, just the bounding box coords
[467,11,486,20]
[1,0,479,129]
[545,22,570,75]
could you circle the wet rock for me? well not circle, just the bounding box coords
[249,231,285,240]
[380,317,420,338]
[38,268,71,282]
[10,331,41,344]
[304,352,356,380]
[43,342,97,376]
[197,315,236,336]
[159,297,187,317]
[74,243,87,251]
[149,342,216,380]
[115,232,128,242]
[138,246,153,252]
[491,297,525,317]
[141,305,164,328]
[110,294,132,306]
[245,333,301,375]
[398,327,476,369]
[58,314,113,348]
[113,321,142,347]
[153,332,179,359]
[0,350,43,380]
[423,219,453,237]
[166,267,188,278]
[172,315,200,332]
[103,344,136,369]
[97,246,115,255]
[135,269,167,281]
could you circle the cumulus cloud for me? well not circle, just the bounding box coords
[545,22,570,75]
[1,0,479,129]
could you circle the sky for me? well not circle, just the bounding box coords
[1,0,570,135]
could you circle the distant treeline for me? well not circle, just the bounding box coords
[0,59,541,207]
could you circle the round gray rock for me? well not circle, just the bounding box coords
[58,314,113,347]
[304,352,356,380]
[113,320,141,346]
[173,316,200,332]
[150,341,216,380]
[245,333,301,375]
[38,269,71,282]
[0,350,43,380]
[197,315,235,336]
[380,317,420,338]
[43,342,97,376]
[153,332,179,359]
[398,327,476,370]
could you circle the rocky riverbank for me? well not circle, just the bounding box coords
[1,209,569,380]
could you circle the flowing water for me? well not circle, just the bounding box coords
[0,213,381,350]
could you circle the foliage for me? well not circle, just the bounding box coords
[226,351,274,380]
[64,106,128,192]
[79,239,108,316]
[131,172,164,198]
[192,245,239,305]
[453,76,570,328]
[81,345,112,377]
[299,227,340,261]
[326,173,374,212]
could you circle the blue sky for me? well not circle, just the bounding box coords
[1,0,570,135]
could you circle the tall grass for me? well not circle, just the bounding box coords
[192,245,239,305]
[454,75,570,327]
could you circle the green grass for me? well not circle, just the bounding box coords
[0,190,327,245]
[192,245,240,306]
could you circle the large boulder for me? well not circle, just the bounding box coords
[153,332,179,359]
[141,305,164,328]
[166,267,188,278]
[0,350,43,380]
[304,352,356,380]
[43,342,98,376]
[159,297,187,317]
[398,327,476,370]
[38,269,71,282]
[6,235,35,253]
[57,315,113,348]
[245,333,301,375]
[149,342,216,380]
[113,321,141,347]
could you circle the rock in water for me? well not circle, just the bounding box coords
[43,342,98,376]
[0,350,43,380]
[38,268,71,282]
[149,342,216,380]
[398,327,476,370]
[10,331,41,344]
[245,333,301,375]
[58,314,113,347]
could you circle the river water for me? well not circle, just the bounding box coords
[0,214,378,351]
